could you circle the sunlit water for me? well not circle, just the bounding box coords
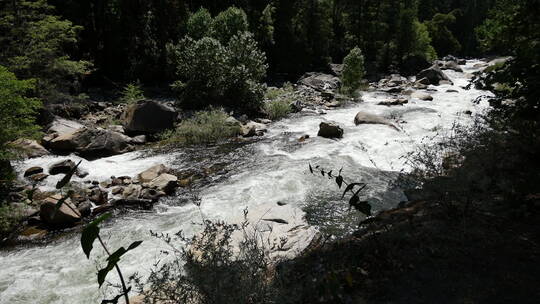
[0,60,492,303]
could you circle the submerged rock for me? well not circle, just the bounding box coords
[49,160,76,175]
[411,92,434,101]
[24,166,43,177]
[318,122,344,139]
[354,112,399,131]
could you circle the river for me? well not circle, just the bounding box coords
[0,60,492,303]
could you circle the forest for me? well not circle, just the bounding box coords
[0,0,539,303]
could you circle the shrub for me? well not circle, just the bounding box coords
[0,66,41,161]
[136,214,276,304]
[187,8,213,40]
[161,109,241,145]
[168,7,267,112]
[263,84,294,120]
[0,204,22,240]
[168,32,267,111]
[341,47,365,95]
[264,99,291,120]
[212,6,249,44]
[119,82,145,104]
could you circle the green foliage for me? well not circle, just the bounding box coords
[187,8,213,40]
[161,109,241,145]
[139,215,275,304]
[0,0,92,102]
[0,65,41,160]
[0,204,22,240]
[411,21,438,61]
[264,99,292,120]
[341,47,365,95]
[263,84,294,120]
[119,82,145,104]
[426,12,462,56]
[81,212,141,303]
[212,6,249,44]
[168,10,267,111]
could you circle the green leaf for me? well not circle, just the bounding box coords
[327,170,333,178]
[56,160,82,189]
[81,213,112,259]
[97,241,143,287]
[309,163,313,174]
[341,183,365,199]
[336,176,344,188]
[351,200,371,216]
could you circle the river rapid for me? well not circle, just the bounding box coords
[0,60,492,303]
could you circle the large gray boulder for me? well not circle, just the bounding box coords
[49,127,133,157]
[47,118,84,136]
[354,112,399,131]
[317,122,344,139]
[416,65,453,85]
[123,100,177,134]
[146,173,178,194]
[299,73,341,92]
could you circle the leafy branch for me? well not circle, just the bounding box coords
[308,163,372,216]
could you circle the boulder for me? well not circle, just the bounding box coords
[130,135,147,145]
[49,160,76,175]
[441,61,463,72]
[354,112,399,131]
[298,73,341,92]
[317,122,344,139]
[108,125,125,134]
[10,139,49,158]
[123,100,177,134]
[416,65,452,85]
[77,201,92,217]
[141,188,166,201]
[30,173,49,182]
[411,92,434,101]
[49,127,133,157]
[146,173,178,194]
[39,194,81,227]
[138,164,169,183]
[24,166,44,177]
[123,184,143,199]
[378,98,408,106]
[47,118,84,137]
[88,188,108,205]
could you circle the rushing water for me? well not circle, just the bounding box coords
[0,60,492,303]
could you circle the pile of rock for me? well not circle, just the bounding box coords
[15,163,181,231]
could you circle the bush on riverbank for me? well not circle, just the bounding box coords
[263,84,294,120]
[0,204,22,240]
[160,109,241,145]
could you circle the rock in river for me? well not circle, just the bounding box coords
[318,122,344,139]
[354,112,399,131]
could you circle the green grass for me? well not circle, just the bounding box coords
[160,109,241,145]
[263,83,294,120]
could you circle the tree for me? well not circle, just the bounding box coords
[426,12,462,56]
[341,47,365,95]
[0,65,41,164]
[211,6,249,44]
[187,7,213,40]
[0,0,91,103]
[168,7,267,112]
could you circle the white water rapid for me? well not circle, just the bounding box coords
[0,60,492,303]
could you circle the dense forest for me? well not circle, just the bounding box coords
[1,0,539,303]
[1,0,498,100]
